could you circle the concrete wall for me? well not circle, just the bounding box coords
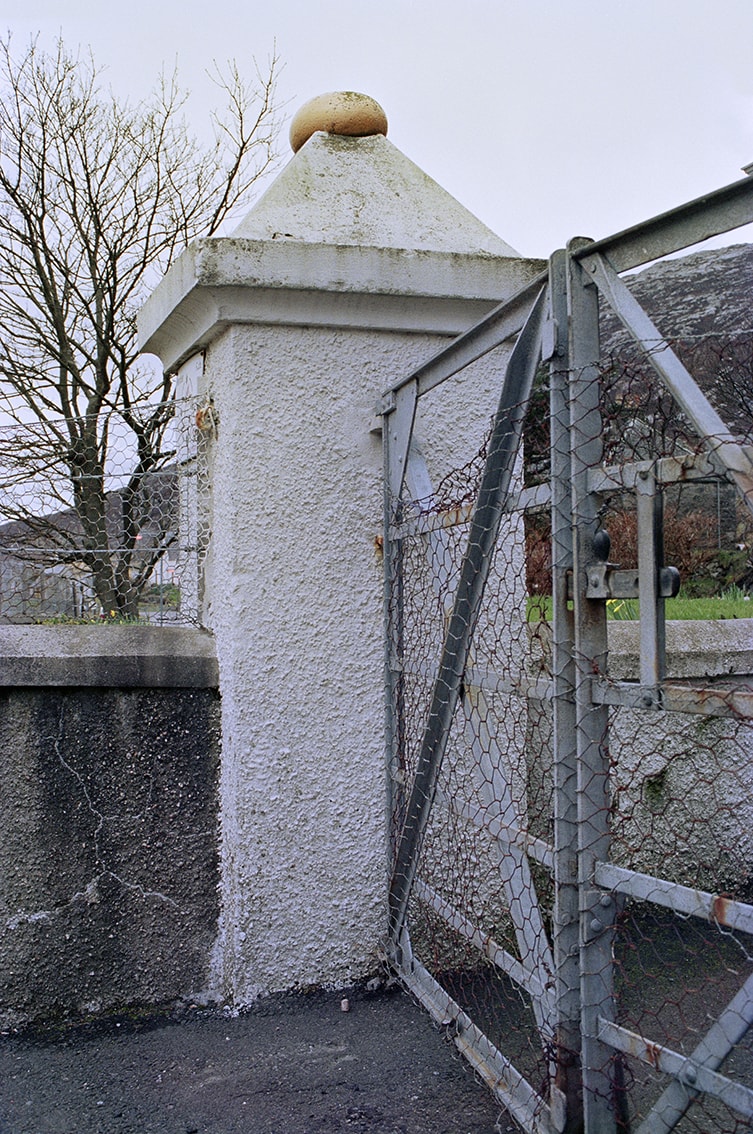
[2,616,749,1030]
[0,626,220,1028]
[608,619,753,892]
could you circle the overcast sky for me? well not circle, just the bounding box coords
[2,0,753,258]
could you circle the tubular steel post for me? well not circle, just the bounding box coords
[380,173,753,1134]
[565,242,620,1133]
[382,388,414,968]
[547,249,583,1132]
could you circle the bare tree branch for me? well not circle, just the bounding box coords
[0,34,280,617]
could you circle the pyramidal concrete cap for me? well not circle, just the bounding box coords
[232,92,520,257]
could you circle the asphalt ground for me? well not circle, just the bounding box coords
[0,986,512,1134]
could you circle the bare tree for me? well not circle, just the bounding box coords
[0,37,279,617]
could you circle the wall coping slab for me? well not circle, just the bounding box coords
[137,238,546,372]
[0,625,218,688]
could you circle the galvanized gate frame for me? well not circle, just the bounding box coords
[381,172,753,1134]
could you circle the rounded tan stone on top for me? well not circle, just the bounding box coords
[289,92,388,153]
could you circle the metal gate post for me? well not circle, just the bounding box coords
[565,242,620,1133]
[548,249,583,1132]
[381,380,418,968]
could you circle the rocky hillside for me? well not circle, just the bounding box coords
[600,242,753,445]
[616,242,753,339]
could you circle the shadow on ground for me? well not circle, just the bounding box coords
[0,987,512,1134]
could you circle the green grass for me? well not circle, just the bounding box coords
[609,595,753,620]
[527,588,753,622]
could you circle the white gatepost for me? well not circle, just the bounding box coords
[138,92,543,1003]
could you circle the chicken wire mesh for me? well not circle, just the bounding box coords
[384,253,753,1133]
[577,308,753,1132]
[0,394,212,624]
[386,378,559,1128]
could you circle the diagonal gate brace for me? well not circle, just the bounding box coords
[404,446,556,1044]
[580,250,753,516]
[387,285,548,949]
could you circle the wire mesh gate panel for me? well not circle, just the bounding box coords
[381,175,753,1133]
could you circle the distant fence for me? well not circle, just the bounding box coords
[0,396,210,624]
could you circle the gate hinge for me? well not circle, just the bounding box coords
[380,391,397,416]
[582,890,616,942]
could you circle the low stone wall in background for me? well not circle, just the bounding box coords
[0,626,220,1028]
[527,619,753,895]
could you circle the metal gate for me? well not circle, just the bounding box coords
[381,174,753,1132]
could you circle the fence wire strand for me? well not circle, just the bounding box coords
[0,395,211,624]
[387,261,753,1132]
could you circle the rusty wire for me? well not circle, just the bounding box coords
[387,314,753,1131]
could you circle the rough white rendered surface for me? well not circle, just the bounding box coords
[200,323,513,999]
[139,125,542,1002]
[232,133,519,256]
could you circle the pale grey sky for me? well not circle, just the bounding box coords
[2,0,753,257]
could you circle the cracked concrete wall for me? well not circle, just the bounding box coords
[0,644,221,1027]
